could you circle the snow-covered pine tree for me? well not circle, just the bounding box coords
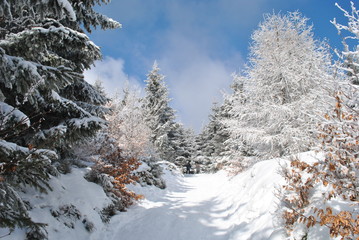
[194,100,232,172]
[181,127,196,163]
[223,74,248,156]
[210,101,231,159]
[197,102,229,156]
[171,123,195,167]
[226,12,333,160]
[143,62,179,163]
[0,0,119,237]
[93,78,108,99]
[195,126,213,171]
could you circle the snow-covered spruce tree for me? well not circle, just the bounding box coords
[226,12,333,160]
[207,102,231,158]
[196,101,231,172]
[171,123,195,167]
[0,0,119,237]
[143,62,181,163]
[93,78,108,99]
[194,127,211,171]
[0,118,58,239]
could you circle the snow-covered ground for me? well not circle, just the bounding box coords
[0,167,113,240]
[4,153,338,240]
[96,158,288,240]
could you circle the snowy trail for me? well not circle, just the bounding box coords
[101,174,233,240]
[96,161,286,240]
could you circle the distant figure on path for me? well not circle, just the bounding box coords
[185,161,192,174]
[196,163,200,174]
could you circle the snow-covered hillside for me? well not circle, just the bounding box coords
[0,167,112,239]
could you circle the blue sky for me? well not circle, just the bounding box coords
[84,0,352,132]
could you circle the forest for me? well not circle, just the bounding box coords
[0,0,358,239]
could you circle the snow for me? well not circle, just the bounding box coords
[69,116,106,129]
[0,102,30,127]
[96,158,287,240]
[56,0,76,21]
[134,161,151,172]
[0,168,112,239]
[0,152,349,240]
[0,140,30,156]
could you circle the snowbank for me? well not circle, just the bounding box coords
[0,161,182,240]
[215,158,288,240]
[0,168,113,240]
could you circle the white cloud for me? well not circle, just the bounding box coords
[84,57,141,97]
[154,2,247,131]
[158,33,242,132]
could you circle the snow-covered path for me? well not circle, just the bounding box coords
[96,160,286,240]
[110,174,231,240]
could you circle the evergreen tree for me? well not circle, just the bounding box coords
[225,12,333,161]
[195,101,231,172]
[93,78,107,98]
[143,62,179,163]
[171,124,195,167]
[194,125,215,172]
[196,123,214,160]
[197,102,230,159]
[210,102,231,158]
[0,0,120,237]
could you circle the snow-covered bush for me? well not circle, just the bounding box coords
[134,161,166,189]
[85,147,143,212]
[282,5,359,239]
[50,204,82,229]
